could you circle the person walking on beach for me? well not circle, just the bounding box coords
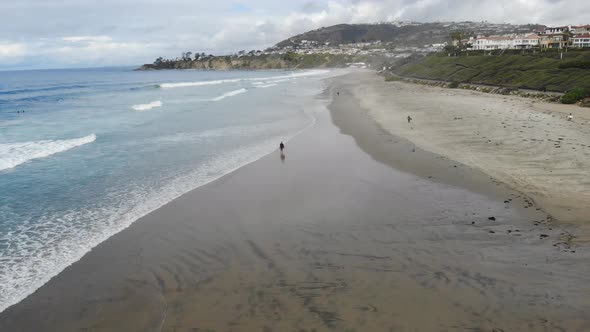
[279,141,285,152]
[567,113,573,121]
[407,115,412,124]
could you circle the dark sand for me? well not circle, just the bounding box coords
[1,73,589,331]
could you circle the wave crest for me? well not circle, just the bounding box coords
[157,70,330,89]
[211,88,247,101]
[158,79,241,89]
[131,100,162,111]
[0,134,96,171]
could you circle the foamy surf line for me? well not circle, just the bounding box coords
[132,100,162,111]
[158,78,241,89]
[0,107,319,314]
[0,70,334,314]
[211,88,247,101]
[256,84,278,88]
[0,134,96,171]
[157,70,330,89]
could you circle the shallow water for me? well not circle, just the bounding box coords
[0,67,339,313]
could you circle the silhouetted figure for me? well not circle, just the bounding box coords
[279,141,285,152]
[567,113,573,121]
[407,115,412,124]
[337,91,340,96]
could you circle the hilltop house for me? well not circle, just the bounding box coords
[512,34,541,49]
[470,34,540,50]
[540,33,570,49]
[570,25,590,34]
[572,34,590,48]
[544,26,568,34]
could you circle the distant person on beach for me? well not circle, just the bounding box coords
[279,142,285,152]
[337,92,340,96]
[567,113,573,121]
[407,115,412,124]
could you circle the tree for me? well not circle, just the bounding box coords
[449,32,465,42]
[180,52,192,61]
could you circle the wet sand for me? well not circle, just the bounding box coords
[1,72,590,331]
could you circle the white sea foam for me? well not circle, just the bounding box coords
[249,69,330,82]
[0,108,318,313]
[210,88,247,101]
[252,79,289,86]
[158,70,330,89]
[0,69,333,314]
[159,78,241,89]
[255,84,278,88]
[0,134,96,171]
[154,120,300,144]
[131,100,162,111]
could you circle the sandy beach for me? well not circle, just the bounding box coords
[350,71,590,228]
[1,71,590,331]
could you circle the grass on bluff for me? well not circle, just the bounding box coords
[393,49,590,93]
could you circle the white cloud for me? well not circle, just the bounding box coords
[62,36,113,43]
[196,0,589,56]
[0,43,26,58]
[0,0,589,69]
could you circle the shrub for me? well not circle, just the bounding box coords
[498,87,516,95]
[448,81,460,88]
[384,76,402,82]
[558,60,590,70]
[561,88,589,104]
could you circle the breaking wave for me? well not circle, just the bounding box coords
[131,100,162,111]
[157,69,330,89]
[158,79,241,89]
[210,88,247,101]
[0,134,97,171]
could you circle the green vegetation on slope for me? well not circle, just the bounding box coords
[561,88,589,104]
[393,50,590,93]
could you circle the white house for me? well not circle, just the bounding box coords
[570,25,590,34]
[572,34,590,48]
[470,34,540,50]
[545,26,568,34]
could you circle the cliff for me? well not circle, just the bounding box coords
[137,53,372,71]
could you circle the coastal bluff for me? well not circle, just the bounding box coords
[136,54,367,70]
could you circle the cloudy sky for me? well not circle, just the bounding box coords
[1,0,588,70]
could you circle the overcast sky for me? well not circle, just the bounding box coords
[1,0,588,70]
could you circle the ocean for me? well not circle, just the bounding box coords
[0,67,337,313]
